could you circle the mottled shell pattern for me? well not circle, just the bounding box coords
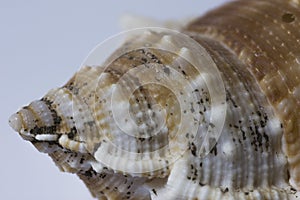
[8,0,300,199]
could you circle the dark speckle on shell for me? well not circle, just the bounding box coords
[8,0,300,199]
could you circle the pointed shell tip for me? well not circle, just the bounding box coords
[8,113,22,132]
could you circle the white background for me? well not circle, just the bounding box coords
[1,0,229,199]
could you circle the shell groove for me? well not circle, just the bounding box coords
[8,0,300,199]
[186,0,300,190]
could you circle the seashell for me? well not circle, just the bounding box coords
[8,0,300,199]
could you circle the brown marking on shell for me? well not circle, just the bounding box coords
[8,0,300,199]
[78,169,149,200]
[152,34,294,199]
[186,0,300,189]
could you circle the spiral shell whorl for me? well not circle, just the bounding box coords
[8,0,300,199]
[186,0,300,190]
[66,29,227,178]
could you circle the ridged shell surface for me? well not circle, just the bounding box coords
[8,0,300,199]
[186,0,300,191]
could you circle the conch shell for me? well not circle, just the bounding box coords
[8,0,300,199]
